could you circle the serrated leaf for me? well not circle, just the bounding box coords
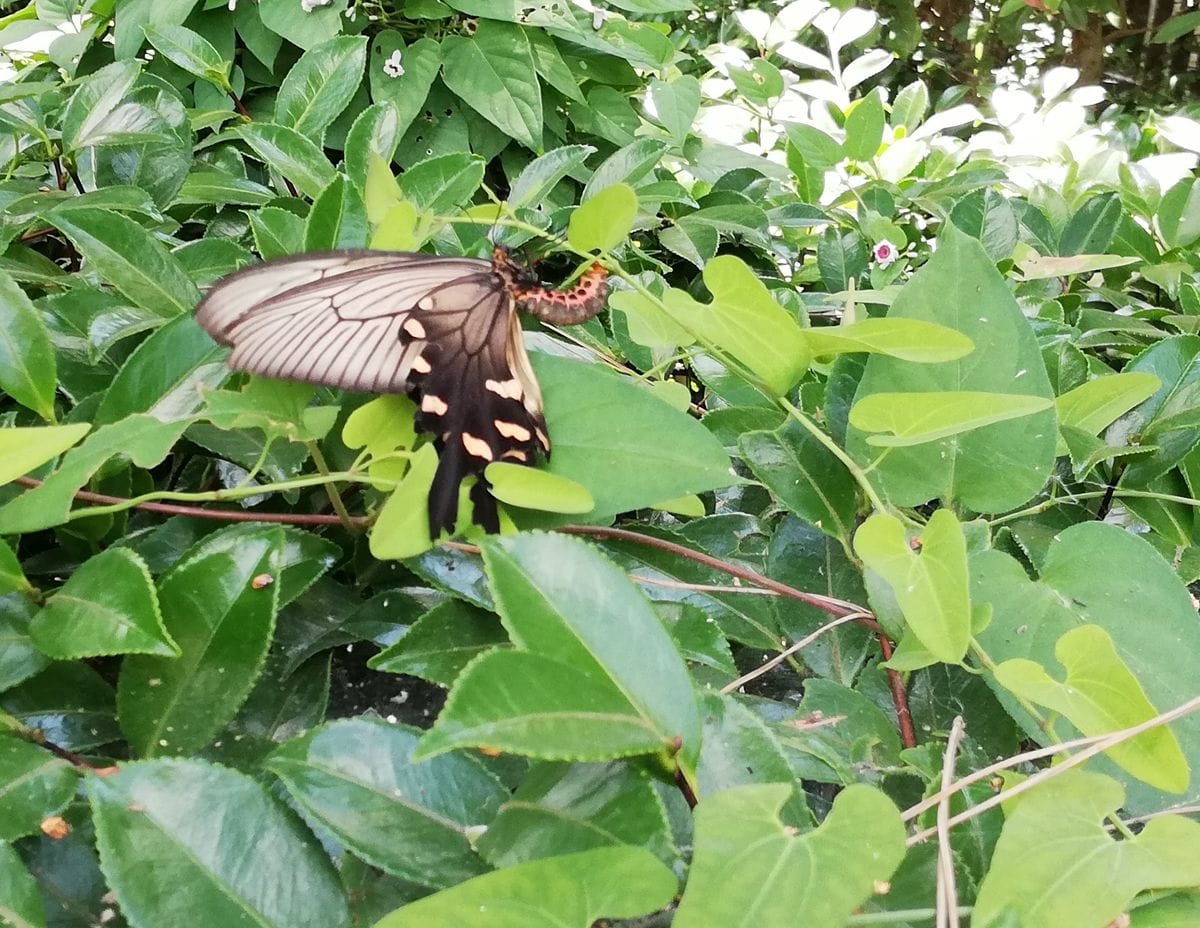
[90,759,351,928]
[417,533,702,772]
[0,736,77,841]
[441,21,541,150]
[369,600,508,687]
[268,718,504,887]
[117,526,285,757]
[31,548,176,658]
[142,24,231,90]
[275,35,366,142]
[0,270,56,420]
[236,123,337,199]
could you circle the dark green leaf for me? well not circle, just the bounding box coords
[441,22,541,150]
[275,36,367,142]
[0,736,76,841]
[0,268,56,420]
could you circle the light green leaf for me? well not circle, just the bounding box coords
[31,548,177,659]
[854,509,971,663]
[508,145,596,210]
[851,391,1053,447]
[804,318,973,363]
[568,182,637,254]
[368,444,438,559]
[842,92,884,162]
[1057,372,1161,436]
[236,123,337,198]
[974,771,1200,928]
[645,75,700,145]
[485,462,594,514]
[995,625,1188,792]
[375,847,675,928]
[1016,252,1140,280]
[0,423,90,486]
[673,784,905,928]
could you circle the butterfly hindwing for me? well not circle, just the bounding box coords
[194,250,552,537]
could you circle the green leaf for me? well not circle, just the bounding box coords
[90,759,351,928]
[645,74,700,145]
[485,462,594,514]
[0,736,76,841]
[974,771,1200,928]
[367,34,441,141]
[784,123,842,168]
[530,354,737,523]
[476,762,675,868]
[854,509,972,663]
[582,139,670,200]
[995,625,1188,792]
[44,208,199,317]
[850,390,1053,447]
[250,206,306,260]
[738,420,857,541]
[973,523,1200,812]
[1059,191,1122,256]
[803,318,974,363]
[304,174,368,250]
[344,103,403,194]
[0,840,46,928]
[508,145,596,210]
[658,256,810,396]
[177,170,275,206]
[368,444,438,559]
[0,540,30,597]
[0,596,50,693]
[30,548,176,659]
[369,599,508,687]
[846,224,1057,512]
[609,289,694,350]
[949,188,1018,261]
[60,61,142,153]
[842,92,885,162]
[417,533,702,772]
[568,182,637,254]
[1016,252,1140,280]
[673,784,905,928]
[441,21,541,150]
[375,847,676,928]
[258,0,348,49]
[117,525,285,757]
[0,270,55,420]
[398,152,486,213]
[236,123,337,199]
[817,227,868,292]
[142,24,231,91]
[1118,335,1200,486]
[1158,177,1200,249]
[275,36,367,142]
[1056,371,1161,436]
[268,719,504,887]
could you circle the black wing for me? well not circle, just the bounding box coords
[195,250,551,536]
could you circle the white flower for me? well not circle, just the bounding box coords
[226,0,236,9]
[382,49,404,78]
[300,0,331,12]
[873,239,897,267]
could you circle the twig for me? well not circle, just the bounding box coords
[936,717,965,928]
[906,693,1200,847]
[877,633,917,748]
[636,575,781,596]
[228,90,251,119]
[721,613,868,694]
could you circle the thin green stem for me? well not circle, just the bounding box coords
[778,396,888,514]
[970,639,1050,730]
[306,441,356,531]
[65,472,388,523]
[848,908,971,925]
[989,487,1200,529]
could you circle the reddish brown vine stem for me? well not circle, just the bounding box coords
[12,477,917,748]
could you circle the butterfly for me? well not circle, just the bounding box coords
[195,245,609,538]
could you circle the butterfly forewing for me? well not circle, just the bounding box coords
[194,249,553,537]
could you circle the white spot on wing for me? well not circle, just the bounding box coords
[403,318,427,339]
[485,378,523,400]
[412,354,431,374]
[494,420,532,441]
[422,395,449,415]
[462,432,494,460]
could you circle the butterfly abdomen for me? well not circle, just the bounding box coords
[514,264,609,326]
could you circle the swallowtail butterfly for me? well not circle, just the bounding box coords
[195,245,609,537]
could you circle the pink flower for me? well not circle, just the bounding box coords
[873,240,897,267]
